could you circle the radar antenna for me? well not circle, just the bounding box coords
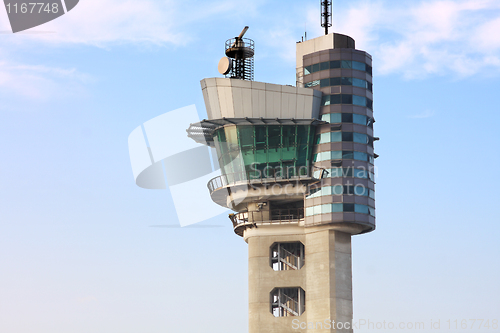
[321,1,332,35]
[218,26,255,81]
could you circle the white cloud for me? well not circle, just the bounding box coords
[0,61,91,100]
[1,0,499,79]
[0,0,265,47]
[408,109,435,119]
[326,0,500,78]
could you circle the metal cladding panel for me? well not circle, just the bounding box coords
[200,78,322,120]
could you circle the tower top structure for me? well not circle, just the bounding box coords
[321,0,332,35]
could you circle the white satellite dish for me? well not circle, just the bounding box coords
[218,57,232,75]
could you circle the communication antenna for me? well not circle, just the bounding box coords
[218,26,255,81]
[321,0,332,35]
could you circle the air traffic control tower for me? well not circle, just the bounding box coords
[187,19,376,333]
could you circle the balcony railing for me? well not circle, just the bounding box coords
[229,208,304,229]
[208,167,326,195]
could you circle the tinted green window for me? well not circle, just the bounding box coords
[353,114,366,125]
[214,125,315,179]
[331,77,341,86]
[320,78,330,87]
[353,95,366,106]
[320,62,330,71]
[268,126,281,148]
[344,203,355,212]
[352,78,365,88]
[332,204,343,212]
[342,94,353,104]
[342,113,353,123]
[331,132,342,142]
[312,63,320,72]
[353,133,367,143]
[341,60,351,68]
[355,204,369,214]
[331,94,341,104]
[322,95,331,106]
[330,113,341,123]
[304,66,312,75]
[342,151,354,159]
[330,60,340,68]
[342,132,353,141]
[352,61,365,71]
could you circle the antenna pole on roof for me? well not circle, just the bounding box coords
[321,0,332,35]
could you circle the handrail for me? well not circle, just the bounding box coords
[230,208,305,228]
[208,166,326,195]
[280,293,300,316]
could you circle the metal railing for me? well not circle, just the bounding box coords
[230,208,304,229]
[207,166,326,195]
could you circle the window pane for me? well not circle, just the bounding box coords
[331,204,343,212]
[366,65,373,75]
[343,167,353,177]
[238,126,254,148]
[331,151,342,159]
[353,133,367,144]
[306,207,314,217]
[332,185,343,195]
[320,78,330,87]
[331,94,341,104]
[321,151,332,161]
[321,114,331,123]
[330,77,341,86]
[353,95,366,106]
[312,63,320,73]
[313,205,321,215]
[268,126,281,148]
[352,78,365,88]
[343,203,355,212]
[366,99,373,109]
[342,113,353,123]
[352,114,366,125]
[255,126,266,148]
[368,207,375,216]
[330,60,340,68]
[322,95,331,106]
[341,77,353,85]
[330,168,342,178]
[343,185,354,195]
[342,132,354,142]
[353,152,367,161]
[369,189,375,199]
[330,113,341,123]
[305,80,319,88]
[354,185,368,196]
[322,186,332,196]
[331,132,342,142]
[342,151,354,159]
[342,94,353,104]
[320,61,329,71]
[304,66,312,75]
[355,204,369,214]
[321,204,332,214]
[352,61,365,71]
[354,168,367,178]
[367,82,373,92]
[319,132,331,144]
[341,60,352,68]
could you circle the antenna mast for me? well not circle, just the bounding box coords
[321,0,332,35]
[219,26,255,81]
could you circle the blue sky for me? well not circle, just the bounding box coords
[1,0,499,332]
